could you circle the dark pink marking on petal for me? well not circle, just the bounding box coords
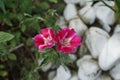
[70,35,81,47]
[34,34,44,47]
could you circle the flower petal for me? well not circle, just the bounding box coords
[66,29,76,38]
[34,28,55,50]
[47,41,55,48]
[70,35,81,47]
[38,45,46,50]
[41,28,49,38]
[62,47,75,54]
[41,28,55,38]
[55,27,82,54]
[57,45,75,54]
[34,34,44,47]
[49,28,55,39]
[57,28,69,39]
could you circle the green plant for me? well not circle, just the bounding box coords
[114,0,120,23]
[0,0,65,80]
[0,32,15,78]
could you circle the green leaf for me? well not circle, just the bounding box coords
[36,16,45,21]
[0,0,6,13]
[115,0,120,23]
[3,18,13,26]
[7,53,16,60]
[21,24,26,32]
[40,57,49,66]
[0,70,8,77]
[23,13,32,17]
[49,0,58,3]
[39,2,50,10]
[0,32,14,43]
[115,0,120,8]
[4,0,16,9]
[20,0,33,13]
[0,65,4,69]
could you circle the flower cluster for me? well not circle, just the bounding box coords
[34,28,81,54]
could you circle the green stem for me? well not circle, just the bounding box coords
[52,47,65,65]
[101,0,115,12]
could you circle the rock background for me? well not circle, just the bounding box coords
[42,0,120,80]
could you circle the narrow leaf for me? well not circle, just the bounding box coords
[0,0,6,13]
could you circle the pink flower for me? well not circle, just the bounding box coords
[34,28,55,50]
[55,28,81,54]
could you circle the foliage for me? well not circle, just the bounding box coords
[0,35,15,78]
[36,48,73,67]
[0,32,14,43]
[114,0,120,23]
[0,0,65,80]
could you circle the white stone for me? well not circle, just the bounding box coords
[57,16,67,29]
[78,36,89,56]
[38,59,52,72]
[69,18,88,36]
[95,6,115,25]
[38,59,44,66]
[63,4,78,21]
[114,24,120,33]
[79,0,93,7]
[78,43,88,56]
[53,65,71,80]
[77,55,92,67]
[41,62,52,72]
[99,33,120,71]
[85,27,110,58]
[110,63,120,80]
[85,1,93,7]
[79,6,96,24]
[69,54,77,61]
[64,0,81,4]
[78,59,100,80]
[48,71,56,80]
[93,1,114,8]
[96,74,112,80]
[79,0,86,7]
[51,64,59,70]
[70,75,79,80]
[103,24,111,33]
